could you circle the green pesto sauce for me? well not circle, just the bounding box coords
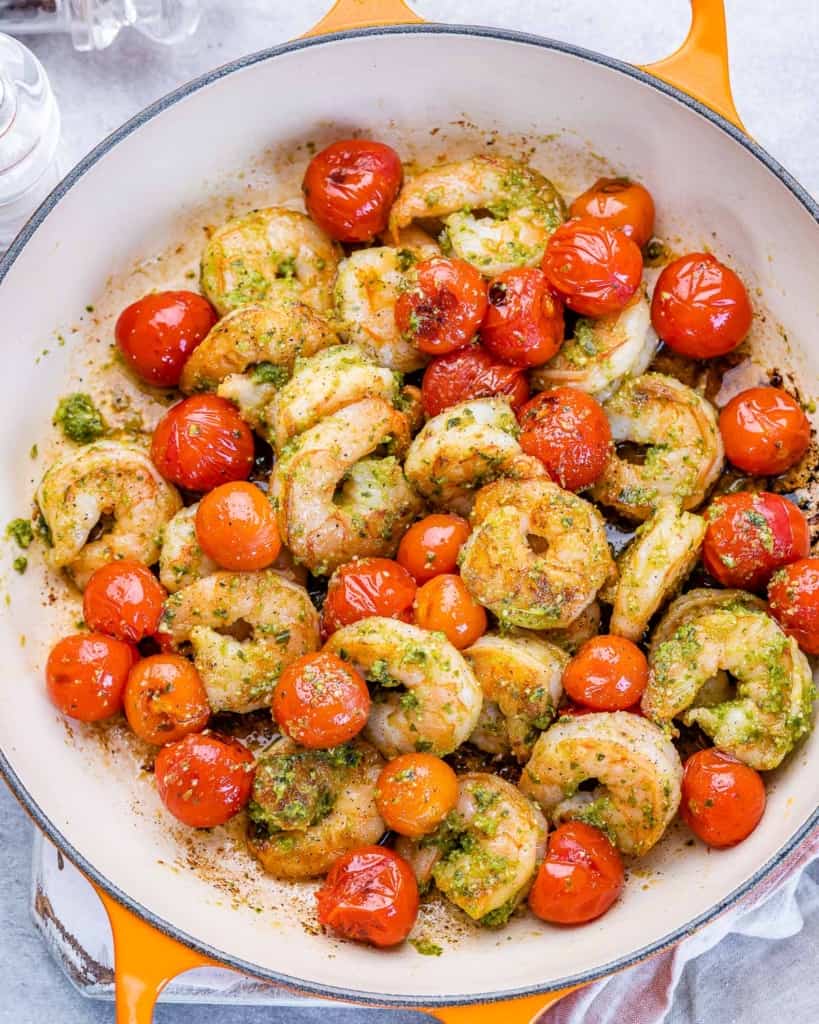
[409,937,443,956]
[6,518,33,550]
[252,362,290,388]
[53,393,105,444]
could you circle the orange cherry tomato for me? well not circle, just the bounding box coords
[394,256,488,355]
[518,387,612,491]
[397,514,471,583]
[316,846,419,947]
[768,558,819,655]
[651,252,752,358]
[46,633,136,722]
[155,732,255,828]
[376,753,459,838]
[528,821,624,925]
[719,386,810,476]
[124,653,210,745]
[151,394,254,493]
[541,219,642,317]
[273,651,370,749]
[703,492,810,591]
[195,481,281,571]
[414,573,486,649]
[302,139,403,243]
[480,268,564,367]
[322,558,417,637]
[680,748,766,848]
[420,344,529,418]
[115,290,217,388]
[562,635,648,711]
[569,178,655,248]
[82,560,167,643]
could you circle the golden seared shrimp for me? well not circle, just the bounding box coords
[520,712,682,856]
[324,617,483,758]
[543,601,602,654]
[404,398,544,515]
[389,155,566,275]
[531,290,655,400]
[644,605,815,770]
[36,440,182,589]
[271,397,420,575]
[465,633,568,763]
[459,478,614,630]
[247,738,384,880]
[591,373,724,520]
[200,207,341,315]
[160,570,320,714]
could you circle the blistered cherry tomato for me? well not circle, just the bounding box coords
[151,394,254,492]
[719,386,810,476]
[681,748,766,848]
[518,387,612,491]
[124,653,210,745]
[115,290,217,388]
[414,573,486,649]
[195,481,281,571]
[528,822,624,925]
[155,732,255,828]
[541,219,642,317]
[420,344,529,418]
[82,560,167,643]
[768,558,819,655]
[376,753,458,838]
[480,268,564,366]
[302,139,402,243]
[569,178,655,248]
[316,846,419,947]
[702,492,810,590]
[394,256,488,355]
[397,514,470,583]
[562,635,648,711]
[651,252,752,358]
[46,633,135,722]
[273,651,370,749]
[322,558,417,636]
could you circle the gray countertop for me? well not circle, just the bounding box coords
[1,2,817,1022]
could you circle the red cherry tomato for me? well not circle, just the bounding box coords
[394,256,488,355]
[195,481,281,571]
[420,344,529,418]
[397,514,470,583]
[680,748,766,848]
[302,139,403,243]
[651,253,752,358]
[273,651,371,749]
[518,387,612,491]
[719,386,811,476]
[541,219,642,317]
[768,558,819,655]
[155,732,255,828]
[569,178,655,248]
[322,558,417,637]
[528,822,624,925]
[82,560,167,643]
[115,290,217,388]
[316,846,419,947]
[151,394,254,492]
[703,492,810,590]
[562,635,648,711]
[480,268,564,367]
[414,573,487,649]
[124,653,211,746]
[46,633,136,722]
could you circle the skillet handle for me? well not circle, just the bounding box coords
[641,0,744,131]
[303,0,423,36]
[419,988,582,1023]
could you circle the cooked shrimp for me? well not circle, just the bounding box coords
[324,617,483,758]
[247,738,384,880]
[644,605,815,770]
[465,633,568,763]
[591,373,724,520]
[520,711,682,856]
[200,207,340,314]
[542,601,602,654]
[459,478,614,630]
[160,570,320,714]
[36,440,182,589]
[389,156,566,275]
[648,588,767,658]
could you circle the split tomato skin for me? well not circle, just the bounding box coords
[321,558,417,637]
[123,653,211,746]
[480,267,564,367]
[420,344,529,418]
[395,256,488,355]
